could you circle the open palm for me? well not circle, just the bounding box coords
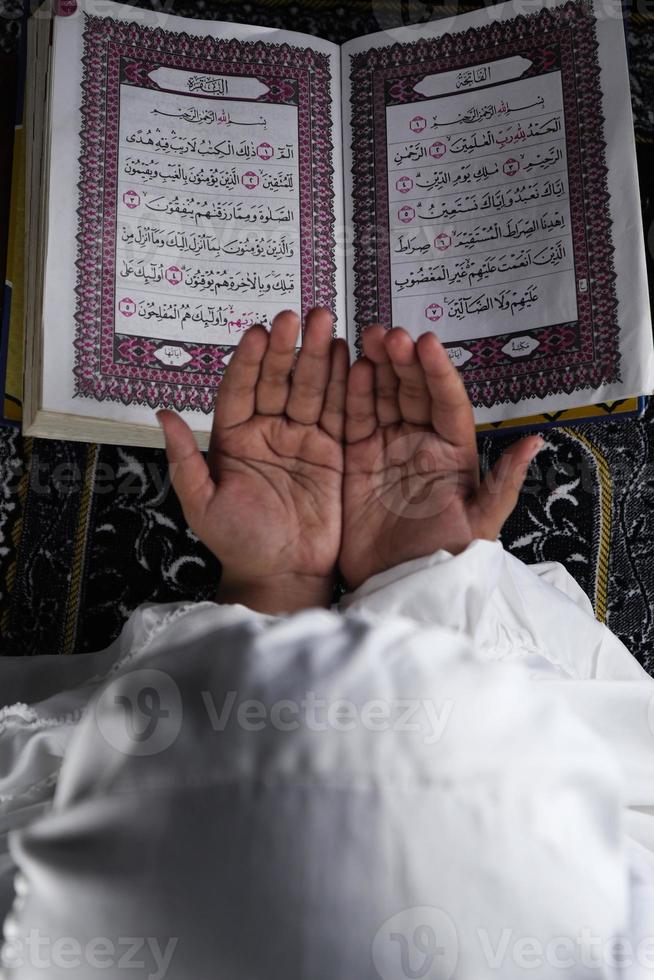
[340,326,543,590]
[158,309,347,611]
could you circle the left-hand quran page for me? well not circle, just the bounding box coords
[40,0,344,433]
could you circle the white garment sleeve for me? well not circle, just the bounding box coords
[339,537,649,680]
[339,539,654,802]
[1,599,630,980]
[341,537,654,965]
[0,599,272,917]
[0,540,650,979]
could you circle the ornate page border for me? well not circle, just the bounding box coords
[349,0,620,408]
[74,14,337,414]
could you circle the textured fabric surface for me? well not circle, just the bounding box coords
[0,0,653,666]
[4,540,652,980]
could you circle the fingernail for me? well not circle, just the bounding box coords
[531,436,545,456]
[155,410,165,428]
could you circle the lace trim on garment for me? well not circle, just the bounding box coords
[0,704,36,726]
[0,602,208,736]
[105,601,210,677]
[477,621,574,677]
[0,771,59,807]
[0,704,86,735]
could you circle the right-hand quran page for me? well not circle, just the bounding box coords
[342,0,654,423]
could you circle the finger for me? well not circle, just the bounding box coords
[319,338,349,441]
[255,310,301,415]
[157,410,215,526]
[362,324,401,425]
[470,436,544,536]
[385,328,432,425]
[286,307,334,424]
[345,357,376,444]
[416,332,476,449]
[213,324,269,430]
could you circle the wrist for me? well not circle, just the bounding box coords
[215,570,334,614]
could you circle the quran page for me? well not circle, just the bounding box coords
[38,0,344,437]
[341,0,654,423]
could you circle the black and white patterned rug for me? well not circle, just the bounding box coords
[1,0,654,669]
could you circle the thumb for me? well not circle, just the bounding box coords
[157,410,215,526]
[470,435,544,538]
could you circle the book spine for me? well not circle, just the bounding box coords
[0,2,28,427]
[479,404,644,438]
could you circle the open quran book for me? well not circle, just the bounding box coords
[22,0,653,447]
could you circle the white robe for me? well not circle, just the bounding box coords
[0,539,653,979]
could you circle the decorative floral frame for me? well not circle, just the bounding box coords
[349,0,620,408]
[74,14,337,413]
